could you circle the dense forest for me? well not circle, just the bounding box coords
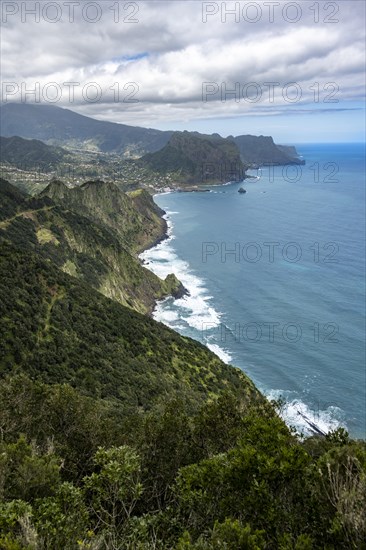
[0,179,183,315]
[0,178,365,549]
[0,370,365,549]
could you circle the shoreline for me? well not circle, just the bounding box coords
[139,204,171,258]
[139,209,188,315]
[139,207,232,364]
[140,213,170,255]
[140,186,342,439]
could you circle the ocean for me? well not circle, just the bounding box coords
[140,143,366,438]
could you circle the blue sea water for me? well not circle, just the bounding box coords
[140,143,366,438]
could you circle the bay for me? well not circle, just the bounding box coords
[141,143,366,438]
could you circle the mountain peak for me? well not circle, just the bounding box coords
[141,130,245,185]
[80,179,119,192]
[0,102,172,156]
[41,179,69,200]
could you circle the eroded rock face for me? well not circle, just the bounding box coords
[0,178,182,315]
[230,134,305,166]
[139,131,246,185]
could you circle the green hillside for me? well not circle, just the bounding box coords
[40,179,166,253]
[0,178,182,314]
[0,212,364,550]
[230,134,305,166]
[0,103,172,155]
[0,242,259,409]
[140,131,246,185]
[0,136,72,172]
[0,159,364,550]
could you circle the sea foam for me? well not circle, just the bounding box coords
[140,211,232,363]
[266,389,346,437]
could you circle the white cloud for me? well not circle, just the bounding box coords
[1,0,365,131]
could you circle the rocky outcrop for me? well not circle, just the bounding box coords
[140,131,246,185]
[230,134,305,166]
[0,178,183,315]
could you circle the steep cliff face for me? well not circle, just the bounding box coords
[0,178,181,315]
[140,131,246,185]
[230,135,305,166]
[41,179,166,252]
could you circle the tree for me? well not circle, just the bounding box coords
[83,446,143,548]
[0,500,37,549]
[317,443,366,548]
[35,482,90,550]
[0,436,60,502]
[177,519,266,549]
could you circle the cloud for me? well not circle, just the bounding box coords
[0,0,365,132]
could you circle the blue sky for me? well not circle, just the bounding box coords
[1,0,365,143]
[153,105,366,144]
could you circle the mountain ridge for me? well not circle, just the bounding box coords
[39,178,166,252]
[0,103,173,156]
[139,130,247,185]
[230,134,305,166]
[0,178,183,314]
[1,103,303,167]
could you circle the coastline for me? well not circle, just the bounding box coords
[139,206,188,315]
[140,212,170,254]
[138,182,350,438]
[139,198,234,363]
[139,196,326,437]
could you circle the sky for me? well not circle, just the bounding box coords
[1,0,365,143]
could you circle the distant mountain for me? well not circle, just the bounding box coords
[230,135,304,166]
[276,144,304,162]
[140,131,246,185]
[0,104,303,171]
[0,103,172,156]
[0,178,183,314]
[0,135,72,171]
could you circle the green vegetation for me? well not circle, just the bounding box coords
[0,136,72,173]
[0,241,365,548]
[230,135,305,166]
[140,131,246,185]
[0,168,364,548]
[0,106,303,195]
[0,243,256,407]
[0,178,181,314]
[0,371,364,549]
[40,179,166,253]
[0,103,172,156]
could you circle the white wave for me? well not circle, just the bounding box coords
[207,343,232,364]
[153,191,173,197]
[266,389,346,437]
[156,309,179,323]
[140,211,222,331]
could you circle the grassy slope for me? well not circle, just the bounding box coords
[40,179,166,252]
[0,178,181,314]
[0,243,261,411]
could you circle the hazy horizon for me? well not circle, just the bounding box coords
[1,1,365,144]
[1,101,365,146]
